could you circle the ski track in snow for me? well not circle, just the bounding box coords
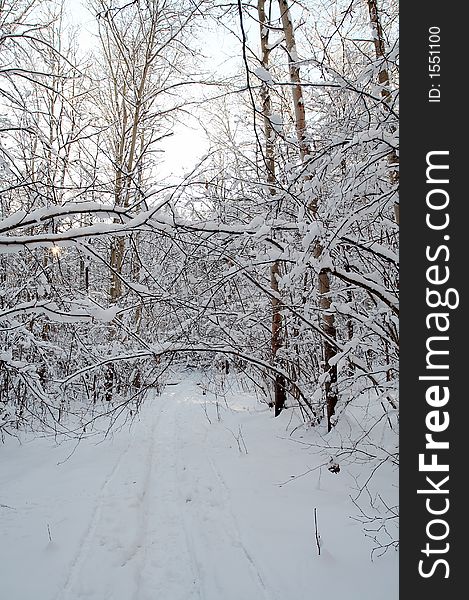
[57,426,136,600]
[174,392,274,600]
[54,391,203,600]
[129,391,202,600]
[204,453,276,600]
[53,394,164,600]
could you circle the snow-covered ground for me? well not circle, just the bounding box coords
[0,377,398,600]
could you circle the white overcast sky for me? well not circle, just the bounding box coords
[64,0,243,183]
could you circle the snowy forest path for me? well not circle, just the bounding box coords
[53,386,207,600]
[0,377,399,600]
[0,379,276,600]
[173,386,277,600]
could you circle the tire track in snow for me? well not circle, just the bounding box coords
[165,395,204,600]
[121,395,162,575]
[172,398,209,600]
[131,393,202,600]
[132,391,202,600]
[205,452,279,600]
[175,387,274,600]
[56,431,135,600]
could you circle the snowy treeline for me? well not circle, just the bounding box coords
[0,0,398,539]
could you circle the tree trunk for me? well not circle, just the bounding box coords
[318,269,338,429]
[258,0,286,416]
[278,0,338,430]
[277,0,310,162]
[109,83,128,302]
[270,260,286,416]
[366,0,399,224]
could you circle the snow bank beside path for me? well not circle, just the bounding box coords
[0,378,397,600]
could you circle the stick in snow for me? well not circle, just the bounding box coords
[314,507,321,556]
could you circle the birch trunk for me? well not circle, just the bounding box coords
[278,0,338,430]
[258,0,286,416]
[366,0,399,224]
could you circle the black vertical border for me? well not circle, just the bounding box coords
[400,2,465,597]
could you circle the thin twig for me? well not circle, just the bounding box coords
[314,507,321,555]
